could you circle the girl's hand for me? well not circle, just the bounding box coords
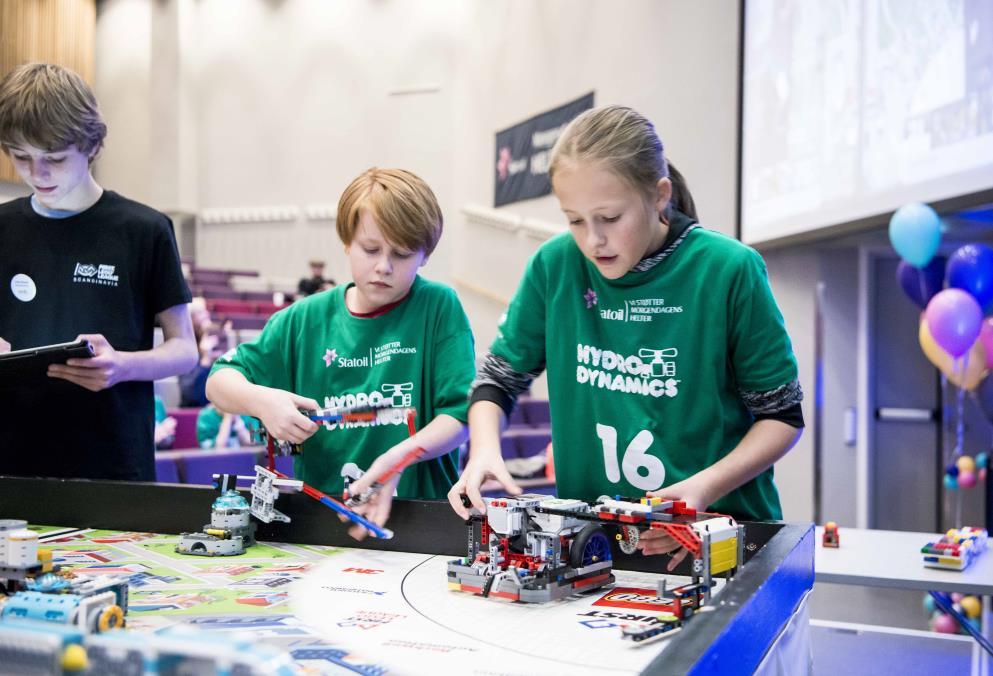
[255,389,320,444]
[447,448,521,519]
[639,478,718,569]
[48,334,126,391]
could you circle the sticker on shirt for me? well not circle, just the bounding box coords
[594,297,682,323]
[323,341,418,369]
[72,262,119,287]
[321,383,413,430]
[10,273,37,302]
[577,343,680,399]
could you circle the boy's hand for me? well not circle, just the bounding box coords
[640,478,717,569]
[256,389,320,444]
[48,334,127,392]
[340,443,412,541]
[341,473,401,542]
[0,337,9,353]
[447,448,521,519]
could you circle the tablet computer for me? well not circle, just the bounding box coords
[0,339,94,381]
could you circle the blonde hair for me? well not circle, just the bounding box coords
[0,63,106,158]
[336,168,443,255]
[549,105,668,200]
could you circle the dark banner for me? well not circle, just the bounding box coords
[494,92,595,208]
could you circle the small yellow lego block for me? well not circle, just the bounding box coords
[710,537,738,574]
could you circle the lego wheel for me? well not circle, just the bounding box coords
[617,525,640,555]
[97,604,125,632]
[570,524,613,568]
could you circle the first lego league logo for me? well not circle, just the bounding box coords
[593,587,674,612]
[73,262,119,287]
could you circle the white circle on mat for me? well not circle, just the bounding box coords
[11,274,36,302]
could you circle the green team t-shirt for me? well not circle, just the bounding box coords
[491,222,798,520]
[212,276,475,498]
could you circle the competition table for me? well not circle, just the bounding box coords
[0,476,814,675]
[814,526,993,676]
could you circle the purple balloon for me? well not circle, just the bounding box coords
[897,257,945,309]
[947,244,993,309]
[926,289,983,358]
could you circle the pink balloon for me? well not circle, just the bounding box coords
[925,289,983,358]
[981,319,993,369]
[959,471,977,488]
[933,613,959,634]
[951,593,965,603]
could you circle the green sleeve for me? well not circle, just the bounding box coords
[210,307,295,391]
[430,290,476,423]
[196,406,222,448]
[489,250,548,374]
[726,249,799,392]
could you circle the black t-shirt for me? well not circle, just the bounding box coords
[0,191,191,480]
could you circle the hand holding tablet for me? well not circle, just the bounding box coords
[0,338,94,383]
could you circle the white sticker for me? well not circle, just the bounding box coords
[10,274,36,302]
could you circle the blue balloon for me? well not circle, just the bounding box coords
[889,203,942,267]
[947,244,993,309]
[897,257,945,309]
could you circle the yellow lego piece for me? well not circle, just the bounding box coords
[710,537,738,574]
[448,582,462,591]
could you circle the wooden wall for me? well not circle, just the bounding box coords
[0,0,96,182]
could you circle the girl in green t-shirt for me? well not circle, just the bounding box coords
[449,105,803,567]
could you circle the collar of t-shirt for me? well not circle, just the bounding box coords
[345,285,411,318]
[31,194,85,219]
[631,208,698,273]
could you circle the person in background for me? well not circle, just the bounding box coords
[179,309,231,408]
[297,259,335,296]
[154,395,177,450]
[196,404,259,449]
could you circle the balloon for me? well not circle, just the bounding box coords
[961,596,982,619]
[956,456,975,473]
[925,289,982,357]
[947,244,993,309]
[919,317,987,390]
[933,613,958,634]
[958,471,977,488]
[923,594,936,614]
[977,452,988,469]
[897,257,945,309]
[889,203,942,267]
[979,319,993,369]
[943,474,959,491]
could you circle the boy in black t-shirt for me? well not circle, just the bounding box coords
[0,63,198,480]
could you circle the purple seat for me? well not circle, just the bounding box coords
[241,290,277,302]
[225,314,269,331]
[499,436,518,460]
[194,285,243,300]
[178,449,261,485]
[168,408,201,450]
[522,399,551,426]
[155,454,180,483]
[507,405,528,427]
[514,430,552,458]
[274,454,295,477]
